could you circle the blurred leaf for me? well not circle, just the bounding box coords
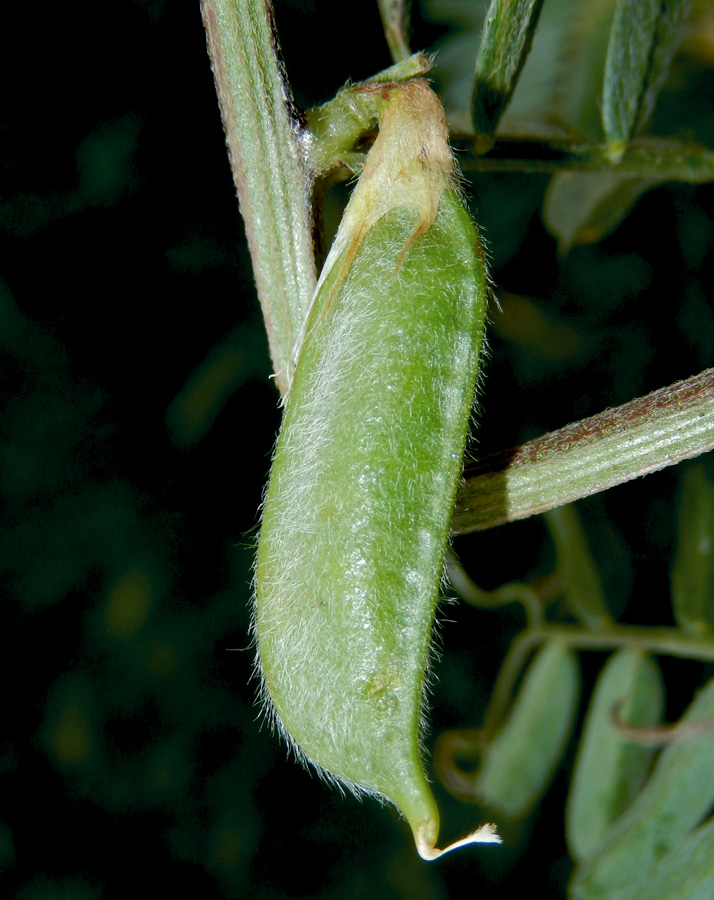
[527,0,615,139]
[612,817,714,900]
[0,288,111,501]
[0,115,140,238]
[43,675,97,770]
[543,170,663,253]
[75,114,141,206]
[676,283,714,375]
[204,767,261,885]
[545,504,613,630]
[476,641,579,818]
[103,566,154,640]
[139,737,194,807]
[17,877,99,900]
[602,0,692,153]
[490,292,585,363]
[0,291,175,610]
[635,0,693,131]
[164,228,239,275]
[0,190,78,238]
[134,0,169,21]
[671,461,714,635]
[426,0,616,137]
[1,481,148,609]
[566,650,663,863]
[165,319,269,448]
[571,674,714,899]
[680,0,714,66]
[560,249,653,320]
[43,635,200,813]
[0,822,15,872]
[0,387,107,501]
[602,0,661,150]
[167,754,263,898]
[471,0,545,151]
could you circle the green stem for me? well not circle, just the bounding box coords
[481,630,538,737]
[445,548,543,625]
[376,0,413,63]
[453,367,714,534]
[483,623,714,737]
[530,624,714,661]
[305,53,432,178]
[457,137,714,183]
[201,0,316,395]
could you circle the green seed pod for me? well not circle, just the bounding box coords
[254,81,494,859]
[566,649,663,864]
[474,641,579,819]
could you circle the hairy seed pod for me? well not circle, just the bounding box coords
[254,81,494,859]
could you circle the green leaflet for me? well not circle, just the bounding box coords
[602,0,660,151]
[566,650,663,864]
[543,170,664,254]
[547,0,691,249]
[471,0,545,152]
[426,0,616,138]
[602,0,693,155]
[571,674,714,899]
[609,818,714,900]
[475,641,579,819]
[671,461,714,635]
[635,0,693,131]
[254,82,494,859]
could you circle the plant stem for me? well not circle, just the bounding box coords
[457,137,714,183]
[453,368,714,533]
[445,548,543,625]
[529,624,714,661]
[483,622,714,736]
[376,0,412,63]
[305,53,432,178]
[201,0,315,395]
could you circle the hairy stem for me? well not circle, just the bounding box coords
[201,0,315,394]
[453,368,714,533]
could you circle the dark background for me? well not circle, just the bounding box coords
[2,1,714,898]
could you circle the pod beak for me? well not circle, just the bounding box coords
[414,820,502,861]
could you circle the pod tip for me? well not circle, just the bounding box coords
[415,821,502,861]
